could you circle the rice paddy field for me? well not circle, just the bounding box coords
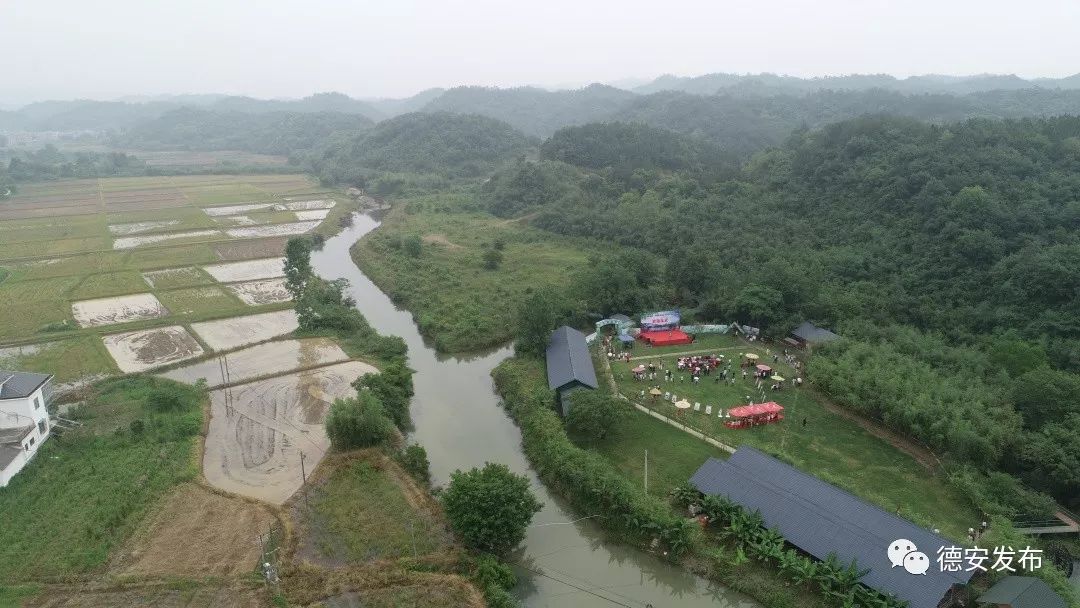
[0,174,345,382]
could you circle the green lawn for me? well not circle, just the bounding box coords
[304,453,449,563]
[0,377,202,583]
[352,202,596,352]
[605,340,981,539]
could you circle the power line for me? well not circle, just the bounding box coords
[510,561,650,608]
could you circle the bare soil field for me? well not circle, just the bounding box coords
[190,309,299,350]
[71,293,169,327]
[102,325,205,372]
[228,277,292,305]
[202,257,285,282]
[160,337,351,387]
[213,236,291,261]
[202,361,374,504]
[225,220,320,239]
[111,483,276,578]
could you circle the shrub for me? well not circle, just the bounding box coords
[396,443,431,486]
[442,463,541,556]
[325,394,395,450]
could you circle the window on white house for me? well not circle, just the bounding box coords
[38,420,47,434]
[34,397,41,409]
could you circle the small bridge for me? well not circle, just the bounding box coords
[1014,511,1080,536]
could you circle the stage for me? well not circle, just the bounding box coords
[638,329,694,346]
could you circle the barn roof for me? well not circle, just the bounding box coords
[791,321,840,343]
[690,447,974,608]
[546,326,598,391]
[977,576,1066,608]
[0,370,52,400]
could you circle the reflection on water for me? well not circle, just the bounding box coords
[311,213,759,608]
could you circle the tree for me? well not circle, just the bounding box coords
[514,289,558,357]
[284,237,313,300]
[441,463,541,555]
[325,393,395,450]
[396,443,431,485]
[1011,367,1080,429]
[353,360,414,428]
[1018,414,1080,508]
[566,391,623,440]
[482,247,504,270]
[732,283,784,329]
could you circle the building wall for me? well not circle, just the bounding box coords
[0,384,51,487]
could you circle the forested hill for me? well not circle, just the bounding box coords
[307,112,531,182]
[420,84,636,137]
[113,108,373,155]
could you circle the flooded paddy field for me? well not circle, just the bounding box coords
[202,257,285,282]
[71,292,169,327]
[202,361,373,504]
[224,220,320,239]
[141,267,211,289]
[106,219,180,235]
[160,337,351,387]
[102,325,205,372]
[226,277,291,305]
[274,199,336,211]
[201,203,273,216]
[190,309,299,350]
[294,209,331,221]
[113,229,220,250]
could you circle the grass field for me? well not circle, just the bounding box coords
[600,335,981,540]
[0,377,203,584]
[352,201,596,352]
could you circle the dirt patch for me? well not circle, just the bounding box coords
[102,325,205,373]
[159,338,352,387]
[113,229,220,250]
[71,293,169,327]
[213,237,291,261]
[274,199,336,211]
[202,361,373,504]
[111,483,276,578]
[225,221,320,239]
[190,310,299,350]
[202,257,285,282]
[107,220,179,236]
[294,209,331,221]
[202,203,273,216]
[227,278,292,305]
[422,234,464,251]
[22,582,265,608]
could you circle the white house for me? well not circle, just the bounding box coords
[0,370,54,488]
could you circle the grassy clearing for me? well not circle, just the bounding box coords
[0,237,110,261]
[0,376,203,584]
[71,271,151,300]
[353,202,595,352]
[605,338,981,539]
[141,267,213,290]
[0,584,39,606]
[0,336,116,383]
[155,286,245,318]
[303,452,448,563]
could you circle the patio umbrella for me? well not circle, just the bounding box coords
[674,399,692,410]
[633,365,646,373]
[649,387,662,396]
[770,375,785,382]
[745,353,759,361]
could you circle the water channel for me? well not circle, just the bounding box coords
[310,211,758,608]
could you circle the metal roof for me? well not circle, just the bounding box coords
[545,326,598,391]
[791,321,840,343]
[0,370,52,400]
[977,576,1066,608]
[690,447,974,608]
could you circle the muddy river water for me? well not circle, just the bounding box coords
[311,212,758,608]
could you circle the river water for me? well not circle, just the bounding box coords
[310,212,758,608]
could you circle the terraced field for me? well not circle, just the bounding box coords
[0,174,349,383]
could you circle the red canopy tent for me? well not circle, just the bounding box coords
[725,401,784,429]
[755,364,772,373]
[638,328,693,346]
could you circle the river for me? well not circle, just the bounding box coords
[310,211,758,608]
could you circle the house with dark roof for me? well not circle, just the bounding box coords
[545,326,598,416]
[690,447,975,608]
[977,576,1066,608]
[790,321,840,347]
[0,370,54,487]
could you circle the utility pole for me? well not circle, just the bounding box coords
[644,449,648,494]
[300,450,310,510]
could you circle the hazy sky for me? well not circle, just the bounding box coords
[3,0,1079,104]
